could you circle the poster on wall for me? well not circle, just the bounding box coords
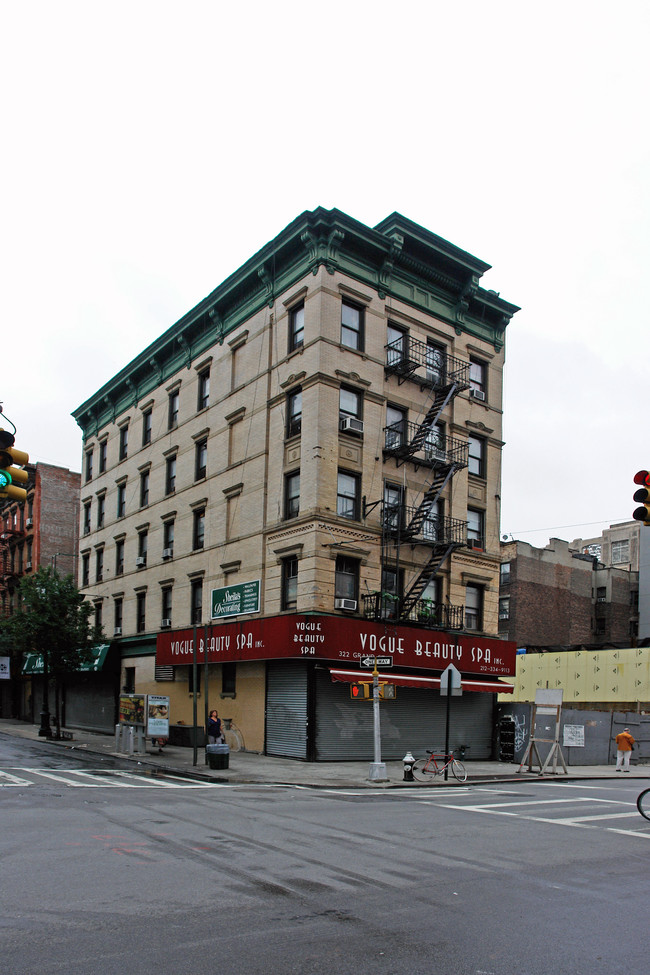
[147,695,170,737]
[0,657,10,680]
[563,725,585,747]
[119,694,145,726]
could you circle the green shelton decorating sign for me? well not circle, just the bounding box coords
[211,581,260,620]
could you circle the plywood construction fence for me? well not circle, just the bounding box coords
[499,646,650,709]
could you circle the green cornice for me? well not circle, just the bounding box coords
[73,207,519,439]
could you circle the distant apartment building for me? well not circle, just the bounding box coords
[72,207,519,761]
[0,462,81,717]
[499,537,639,649]
[570,521,641,572]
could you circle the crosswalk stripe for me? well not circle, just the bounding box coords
[0,769,32,786]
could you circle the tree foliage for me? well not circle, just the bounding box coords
[0,566,102,674]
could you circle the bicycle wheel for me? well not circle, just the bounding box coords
[412,760,437,782]
[637,788,650,821]
[451,759,467,782]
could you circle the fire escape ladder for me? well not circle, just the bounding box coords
[407,384,457,456]
[399,543,459,619]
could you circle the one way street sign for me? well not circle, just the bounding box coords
[359,656,393,669]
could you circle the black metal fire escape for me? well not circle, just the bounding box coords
[363,337,469,628]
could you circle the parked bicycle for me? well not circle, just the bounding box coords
[637,788,650,821]
[412,750,467,783]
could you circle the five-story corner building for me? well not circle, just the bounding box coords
[73,208,519,761]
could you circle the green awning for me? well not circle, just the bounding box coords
[22,644,111,675]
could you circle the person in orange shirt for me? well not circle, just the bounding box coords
[615,728,635,772]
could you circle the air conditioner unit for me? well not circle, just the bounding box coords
[335,598,357,611]
[161,618,172,629]
[25,518,33,529]
[425,447,446,463]
[162,548,173,560]
[114,626,122,636]
[470,388,486,401]
[135,556,146,567]
[467,538,484,550]
[25,561,32,571]
[340,417,364,435]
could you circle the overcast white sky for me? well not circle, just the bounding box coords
[2,1,648,549]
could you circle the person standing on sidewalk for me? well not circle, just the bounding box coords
[615,727,635,772]
[207,709,223,744]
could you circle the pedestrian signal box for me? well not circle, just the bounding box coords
[350,682,370,699]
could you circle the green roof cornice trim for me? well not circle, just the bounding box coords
[73,208,519,439]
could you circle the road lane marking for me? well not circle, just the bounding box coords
[0,769,32,786]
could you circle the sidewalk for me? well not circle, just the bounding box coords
[1,719,648,788]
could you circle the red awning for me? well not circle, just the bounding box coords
[328,668,514,694]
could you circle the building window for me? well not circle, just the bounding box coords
[191,578,203,624]
[596,586,607,603]
[117,483,127,518]
[163,519,174,557]
[468,436,486,478]
[469,358,487,400]
[339,386,363,430]
[162,586,172,623]
[281,555,298,610]
[197,369,210,412]
[289,302,304,352]
[94,602,103,631]
[499,596,510,621]
[97,494,106,529]
[114,598,123,635]
[119,425,129,462]
[99,440,108,474]
[115,539,124,576]
[383,482,405,532]
[83,501,92,536]
[193,509,205,550]
[385,405,407,449]
[168,390,179,430]
[426,341,447,386]
[136,592,146,633]
[142,409,152,447]
[611,540,630,564]
[95,547,104,583]
[467,508,485,549]
[137,530,148,566]
[85,450,93,483]
[465,583,483,630]
[381,566,402,620]
[287,388,302,438]
[337,471,361,520]
[335,555,358,603]
[386,323,407,366]
[284,472,300,520]
[222,662,236,695]
[500,561,511,586]
[341,300,364,351]
[81,552,90,587]
[165,455,177,495]
[195,439,207,481]
[139,470,150,507]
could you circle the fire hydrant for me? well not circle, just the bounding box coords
[403,751,415,782]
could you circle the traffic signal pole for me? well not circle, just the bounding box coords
[368,658,388,782]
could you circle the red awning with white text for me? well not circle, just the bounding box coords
[328,668,514,694]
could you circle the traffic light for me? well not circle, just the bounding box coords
[0,430,29,502]
[350,682,370,700]
[633,470,650,525]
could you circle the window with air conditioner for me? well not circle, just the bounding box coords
[469,357,487,401]
[339,386,363,435]
[335,555,358,611]
[467,508,484,550]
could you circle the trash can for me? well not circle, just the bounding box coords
[206,743,230,770]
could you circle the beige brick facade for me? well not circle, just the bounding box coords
[74,208,518,744]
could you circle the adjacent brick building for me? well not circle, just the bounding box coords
[0,462,81,717]
[498,537,639,649]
